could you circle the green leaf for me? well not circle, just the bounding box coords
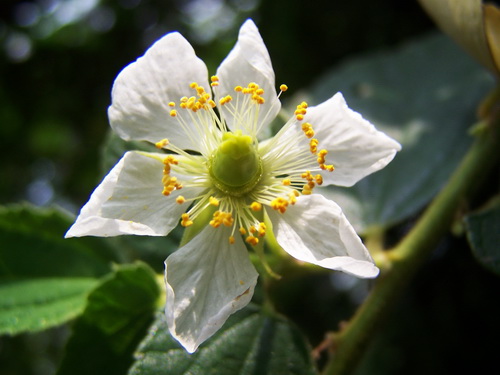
[0,204,118,335]
[128,305,317,375]
[310,33,495,232]
[57,262,161,375]
[464,196,500,276]
[0,278,98,334]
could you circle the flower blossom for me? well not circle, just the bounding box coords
[66,20,401,353]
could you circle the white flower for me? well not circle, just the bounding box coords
[65,19,401,353]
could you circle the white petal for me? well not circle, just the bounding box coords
[65,151,202,238]
[165,225,258,353]
[307,93,401,187]
[108,32,209,151]
[267,194,379,278]
[215,19,280,135]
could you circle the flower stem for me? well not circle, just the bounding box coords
[322,111,500,374]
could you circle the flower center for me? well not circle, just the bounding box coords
[209,130,263,197]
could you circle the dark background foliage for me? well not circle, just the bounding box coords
[1,1,499,374]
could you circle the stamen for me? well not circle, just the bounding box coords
[209,211,234,228]
[301,123,315,138]
[209,196,220,206]
[309,138,318,153]
[250,202,262,211]
[257,222,266,237]
[245,235,259,246]
[155,138,169,149]
[176,196,186,204]
[181,213,193,227]
[271,197,289,213]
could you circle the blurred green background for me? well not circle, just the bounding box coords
[1,1,499,375]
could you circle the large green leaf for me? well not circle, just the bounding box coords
[57,262,161,375]
[128,305,317,375]
[0,278,98,334]
[464,196,500,276]
[309,33,495,233]
[0,204,118,334]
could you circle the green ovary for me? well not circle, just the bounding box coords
[209,131,262,195]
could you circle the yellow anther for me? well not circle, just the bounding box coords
[162,186,172,196]
[168,102,175,107]
[180,96,188,103]
[165,155,179,165]
[301,123,314,138]
[317,149,328,164]
[161,156,181,196]
[209,196,220,207]
[208,99,216,108]
[320,164,335,172]
[280,84,288,92]
[256,88,264,95]
[219,95,233,105]
[186,96,196,109]
[302,184,313,195]
[234,86,243,92]
[249,225,256,234]
[211,75,219,82]
[301,171,313,180]
[222,213,234,227]
[309,138,319,153]
[258,222,266,237]
[315,174,323,185]
[254,96,265,104]
[282,178,291,186]
[181,213,193,227]
[289,192,297,205]
[196,86,205,95]
[210,211,233,228]
[189,82,198,89]
[300,101,308,108]
[250,201,262,211]
[246,235,259,246]
[271,197,289,214]
[239,227,247,235]
[155,139,169,148]
[248,82,257,89]
[176,196,186,204]
[170,109,177,117]
[229,236,235,245]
